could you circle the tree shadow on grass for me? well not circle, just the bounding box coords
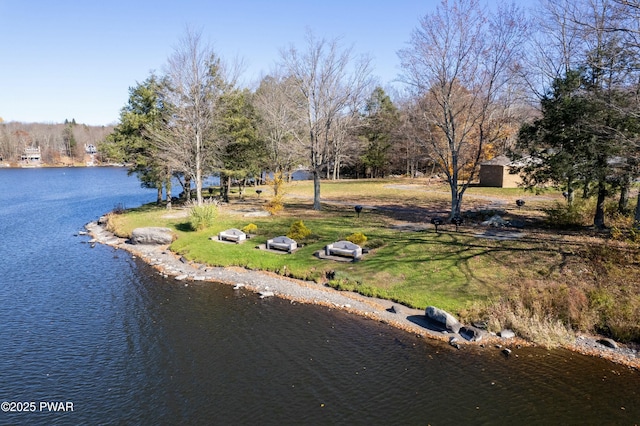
[175,222,193,232]
[359,229,576,297]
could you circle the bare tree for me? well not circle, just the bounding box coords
[280,31,372,210]
[523,0,587,101]
[253,73,307,177]
[155,29,236,205]
[395,97,433,177]
[398,0,528,218]
[327,112,359,180]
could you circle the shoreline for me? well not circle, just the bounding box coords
[85,221,640,370]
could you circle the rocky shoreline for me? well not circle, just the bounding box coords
[84,221,639,370]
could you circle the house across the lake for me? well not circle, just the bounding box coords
[478,155,524,188]
[21,146,41,166]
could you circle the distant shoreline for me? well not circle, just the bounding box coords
[0,163,126,169]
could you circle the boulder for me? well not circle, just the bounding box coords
[425,306,461,333]
[498,329,516,339]
[130,227,176,245]
[597,338,618,349]
[388,305,402,314]
[482,214,508,227]
[472,320,488,329]
[460,325,485,342]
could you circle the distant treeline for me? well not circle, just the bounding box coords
[0,120,114,165]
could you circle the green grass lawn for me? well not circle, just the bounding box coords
[114,190,561,312]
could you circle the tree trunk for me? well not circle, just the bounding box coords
[582,180,591,199]
[449,151,461,218]
[565,177,575,206]
[195,133,203,206]
[165,178,172,210]
[454,193,463,218]
[634,192,640,229]
[184,176,192,202]
[239,178,246,199]
[156,185,163,205]
[222,174,231,203]
[313,169,322,210]
[449,179,463,219]
[567,188,574,206]
[618,174,631,213]
[593,180,607,229]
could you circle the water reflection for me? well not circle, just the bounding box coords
[110,259,640,425]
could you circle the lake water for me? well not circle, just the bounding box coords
[0,167,639,425]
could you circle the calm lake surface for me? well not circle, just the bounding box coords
[0,167,639,425]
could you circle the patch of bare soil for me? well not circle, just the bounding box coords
[161,209,189,219]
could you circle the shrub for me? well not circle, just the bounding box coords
[112,203,126,214]
[365,238,385,249]
[544,198,636,229]
[189,204,218,231]
[242,223,258,235]
[610,225,640,244]
[543,201,590,228]
[610,226,623,240]
[287,220,312,241]
[588,285,640,342]
[266,170,287,197]
[487,298,575,348]
[346,232,367,246]
[103,212,118,234]
[264,194,284,215]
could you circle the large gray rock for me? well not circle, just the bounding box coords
[130,227,176,245]
[498,329,516,339]
[460,325,485,342]
[425,306,461,333]
[597,338,618,349]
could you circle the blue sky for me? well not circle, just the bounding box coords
[0,0,434,126]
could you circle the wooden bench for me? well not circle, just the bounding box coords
[325,241,362,259]
[266,236,297,252]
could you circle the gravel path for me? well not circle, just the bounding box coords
[85,221,639,369]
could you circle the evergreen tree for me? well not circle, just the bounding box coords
[516,71,593,205]
[102,75,170,205]
[515,69,638,228]
[360,87,399,178]
[62,123,77,158]
[218,89,264,202]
